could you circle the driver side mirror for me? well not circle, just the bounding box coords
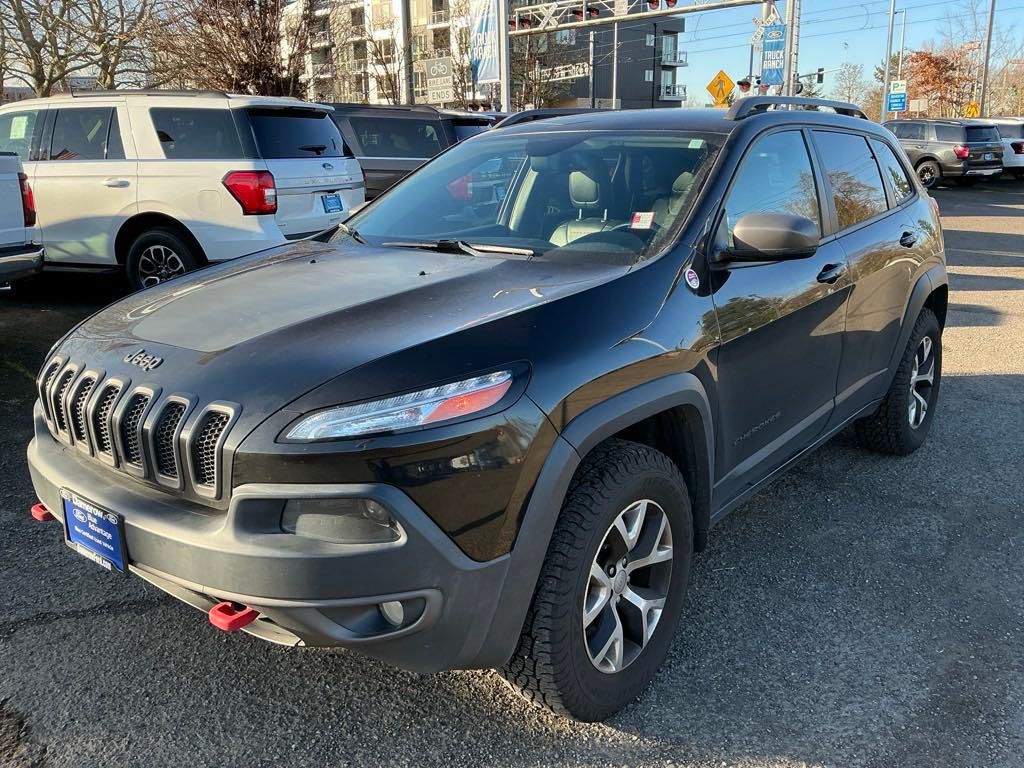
[718,212,818,263]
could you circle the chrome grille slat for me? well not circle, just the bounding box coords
[154,402,187,478]
[52,369,77,434]
[119,393,151,467]
[191,411,230,488]
[92,384,122,456]
[70,376,97,444]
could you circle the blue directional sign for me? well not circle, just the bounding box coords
[887,92,907,112]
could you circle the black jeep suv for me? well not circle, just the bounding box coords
[27,97,947,722]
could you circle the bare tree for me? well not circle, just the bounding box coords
[830,62,868,105]
[510,32,571,111]
[364,12,403,104]
[0,0,95,96]
[81,0,155,88]
[149,0,312,95]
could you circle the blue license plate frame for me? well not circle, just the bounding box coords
[321,194,343,213]
[61,489,128,574]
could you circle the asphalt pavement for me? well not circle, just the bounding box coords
[1,182,1022,768]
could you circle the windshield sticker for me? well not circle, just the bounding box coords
[631,211,655,229]
[688,138,705,149]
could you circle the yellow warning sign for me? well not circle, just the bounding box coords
[963,101,980,118]
[707,70,735,107]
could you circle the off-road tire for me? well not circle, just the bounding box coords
[855,308,942,455]
[499,439,693,722]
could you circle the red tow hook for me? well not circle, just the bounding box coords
[30,502,55,522]
[208,601,260,632]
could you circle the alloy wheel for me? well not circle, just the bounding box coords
[908,335,935,429]
[583,499,673,674]
[918,165,937,188]
[137,245,187,288]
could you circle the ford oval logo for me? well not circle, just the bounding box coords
[322,162,334,171]
[73,509,87,523]
[123,348,163,371]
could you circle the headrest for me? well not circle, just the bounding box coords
[569,168,603,209]
[672,171,695,195]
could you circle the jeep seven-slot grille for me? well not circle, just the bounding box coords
[92,384,121,456]
[120,393,151,466]
[191,411,230,487]
[70,376,97,444]
[154,403,186,477]
[40,359,238,500]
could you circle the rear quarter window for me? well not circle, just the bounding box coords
[151,108,244,159]
[246,108,349,159]
[994,123,1023,139]
[934,125,964,143]
[347,116,445,158]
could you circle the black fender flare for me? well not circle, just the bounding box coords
[470,373,715,668]
[886,263,948,387]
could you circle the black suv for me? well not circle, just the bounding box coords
[27,97,947,722]
[883,118,1003,188]
[329,104,494,199]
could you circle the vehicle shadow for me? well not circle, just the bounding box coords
[946,302,1004,327]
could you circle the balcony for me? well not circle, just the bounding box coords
[312,0,331,15]
[429,8,450,25]
[314,63,336,79]
[661,48,687,66]
[659,83,686,100]
[430,48,451,59]
[311,30,332,48]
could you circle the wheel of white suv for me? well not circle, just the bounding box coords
[855,307,942,455]
[126,228,199,290]
[916,160,941,189]
[500,439,692,722]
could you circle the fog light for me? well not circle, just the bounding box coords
[281,498,402,544]
[380,600,405,627]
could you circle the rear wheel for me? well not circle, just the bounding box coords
[126,228,199,291]
[500,439,692,722]
[916,160,941,189]
[855,308,942,455]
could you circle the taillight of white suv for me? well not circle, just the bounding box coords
[18,172,36,227]
[222,171,278,215]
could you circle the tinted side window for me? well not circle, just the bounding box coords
[107,111,126,160]
[872,140,913,202]
[934,125,963,143]
[724,130,820,242]
[50,108,113,161]
[150,108,244,159]
[886,123,906,138]
[0,110,40,161]
[813,131,889,230]
[348,116,444,158]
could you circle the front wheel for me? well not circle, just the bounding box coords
[126,228,199,290]
[916,160,941,189]
[855,308,942,455]
[500,439,692,722]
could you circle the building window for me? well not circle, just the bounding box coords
[644,69,653,82]
[645,33,655,47]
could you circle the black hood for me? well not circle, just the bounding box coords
[53,240,627,429]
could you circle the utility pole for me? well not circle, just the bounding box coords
[979,0,997,116]
[881,0,896,120]
[781,0,799,96]
[498,0,511,111]
[611,22,619,107]
[400,0,415,103]
[897,9,907,79]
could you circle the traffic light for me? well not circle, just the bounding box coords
[816,67,825,84]
[572,5,599,18]
[509,15,532,29]
[647,0,677,8]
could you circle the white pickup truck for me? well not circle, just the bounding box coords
[0,151,42,283]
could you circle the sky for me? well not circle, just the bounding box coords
[644,0,1024,103]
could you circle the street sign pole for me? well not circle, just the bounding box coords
[497,0,511,111]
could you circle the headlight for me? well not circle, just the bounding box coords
[284,370,513,441]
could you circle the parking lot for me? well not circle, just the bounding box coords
[1,180,1022,768]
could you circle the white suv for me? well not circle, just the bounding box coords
[0,91,365,289]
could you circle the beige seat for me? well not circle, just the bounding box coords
[549,161,624,246]
[652,171,696,228]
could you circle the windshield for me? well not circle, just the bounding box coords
[346,129,723,265]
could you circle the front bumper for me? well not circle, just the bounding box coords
[0,245,43,282]
[27,429,514,672]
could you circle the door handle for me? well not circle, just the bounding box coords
[816,263,846,285]
[899,231,918,248]
[103,178,130,188]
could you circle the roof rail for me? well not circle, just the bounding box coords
[494,107,608,128]
[727,96,868,121]
[68,89,231,98]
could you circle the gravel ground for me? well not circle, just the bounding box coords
[1,183,1022,768]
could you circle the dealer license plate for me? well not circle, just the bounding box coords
[61,489,127,573]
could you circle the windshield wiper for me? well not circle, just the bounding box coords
[337,222,367,244]
[382,239,534,258]
[300,144,328,155]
